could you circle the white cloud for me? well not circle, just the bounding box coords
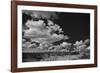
[74,40,84,46]
[73,39,90,51]
[23,19,68,44]
[25,20,46,29]
[47,20,54,26]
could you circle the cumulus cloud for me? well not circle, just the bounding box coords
[22,10,70,50]
[25,20,46,29]
[74,39,90,47]
[29,33,68,44]
[44,34,69,43]
[73,39,90,51]
[24,20,50,38]
[73,40,84,46]
[60,42,72,48]
[47,24,63,33]
[23,19,68,44]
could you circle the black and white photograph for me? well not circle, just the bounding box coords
[22,10,90,62]
[11,1,97,72]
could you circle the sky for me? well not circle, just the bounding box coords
[22,10,90,43]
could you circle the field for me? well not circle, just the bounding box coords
[22,49,90,62]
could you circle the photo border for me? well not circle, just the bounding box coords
[11,1,97,72]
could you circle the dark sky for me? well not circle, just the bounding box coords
[55,12,90,43]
